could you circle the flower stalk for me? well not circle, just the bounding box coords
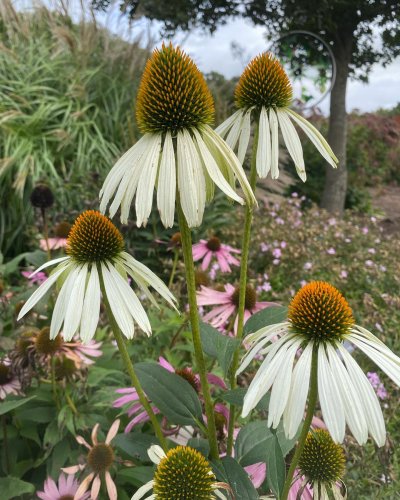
[281,346,319,500]
[226,123,259,455]
[177,201,219,460]
[98,267,168,451]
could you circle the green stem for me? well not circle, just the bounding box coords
[226,123,259,455]
[51,357,60,410]
[98,268,168,451]
[177,202,219,460]
[168,248,179,288]
[281,346,319,500]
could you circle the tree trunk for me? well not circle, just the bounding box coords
[321,47,351,215]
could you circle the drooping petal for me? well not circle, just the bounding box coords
[17,263,70,321]
[80,264,101,344]
[283,342,313,439]
[269,109,279,179]
[49,263,76,338]
[63,264,88,341]
[317,344,345,442]
[157,131,176,228]
[28,256,69,277]
[256,106,271,178]
[237,108,252,164]
[131,480,155,500]
[215,109,243,137]
[277,109,306,181]
[225,110,244,150]
[135,133,162,227]
[105,471,118,500]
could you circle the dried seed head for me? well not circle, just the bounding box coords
[66,210,124,263]
[288,281,354,342]
[235,52,293,110]
[30,184,54,209]
[175,367,199,393]
[0,362,12,385]
[136,43,214,134]
[153,446,215,499]
[35,327,63,355]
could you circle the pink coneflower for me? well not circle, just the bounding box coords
[63,337,103,367]
[192,237,240,273]
[62,420,120,500]
[197,283,275,332]
[21,270,47,285]
[0,358,21,399]
[37,472,90,500]
[115,357,226,433]
[39,237,67,251]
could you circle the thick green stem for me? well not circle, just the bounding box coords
[168,248,179,288]
[226,124,259,455]
[281,347,319,500]
[98,268,167,451]
[177,202,219,460]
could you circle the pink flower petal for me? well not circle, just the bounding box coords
[106,419,120,444]
[105,471,118,500]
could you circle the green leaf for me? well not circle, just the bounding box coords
[0,477,35,499]
[212,457,258,500]
[243,306,288,335]
[187,437,210,457]
[266,432,285,498]
[16,405,55,422]
[276,421,299,457]
[200,322,240,376]
[0,396,36,416]
[235,421,275,466]
[135,363,203,426]
[118,466,155,488]
[221,387,270,411]
[113,432,160,462]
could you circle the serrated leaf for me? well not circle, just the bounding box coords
[0,396,36,416]
[200,322,240,376]
[113,432,160,462]
[135,363,203,426]
[266,432,285,498]
[243,306,288,335]
[212,457,258,500]
[0,477,35,499]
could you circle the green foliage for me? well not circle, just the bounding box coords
[0,3,148,258]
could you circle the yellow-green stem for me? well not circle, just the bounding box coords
[177,202,219,460]
[98,267,168,451]
[281,346,319,500]
[168,248,179,288]
[226,123,259,455]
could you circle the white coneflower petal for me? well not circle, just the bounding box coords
[287,109,338,168]
[80,265,101,344]
[50,265,76,339]
[337,344,386,446]
[131,480,155,500]
[63,264,88,341]
[237,325,284,374]
[157,131,176,228]
[318,345,345,443]
[225,112,244,150]
[192,128,243,204]
[215,109,243,136]
[237,108,252,164]
[148,445,165,464]
[283,342,313,439]
[29,256,69,277]
[326,343,368,444]
[17,264,68,321]
[101,263,135,339]
[268,339,302,428]
[256,106,271,177]
[135,134,162,227]
[269,108,280,179]
[276,109,306,181]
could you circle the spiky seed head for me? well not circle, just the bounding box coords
[175,367,199,393]
[299,430,345,484]
[170,232,182,248]
[54,221,72,238]
[153,446,215,499]
[66,210,124,263]
[0,362,12,385]
[235,52,293,110]
[232,284,257,311]
[288,281,354,342]
[35,327,63,355]
[136,43,214,134]
[206,236,221,252]
[87,443,114,473]
[30,183,54,209]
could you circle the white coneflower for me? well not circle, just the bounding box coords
[100,43,256,229]
[131,445,229,499]
[216,52,338,181]
[238,281,400,446]
[17,210,176,343]
[298,430,346,499]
